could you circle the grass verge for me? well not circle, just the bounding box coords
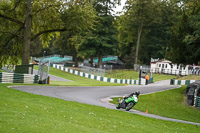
[34,65,124,86]
[105,69,176,82]
[152,73,177,82]
[48,66,176,83]
[178,75,200,80]
[111,86,200,123]
[0,83,199,133]
[35,66,177,83]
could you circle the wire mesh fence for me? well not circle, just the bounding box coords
[105,69,139,80]
[134,64,150,73]
[80,66,105,77]
[37,59,50,84]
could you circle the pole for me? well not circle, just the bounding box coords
[139,66,142,85]
[43,51,46,58]
[46,59,50,84]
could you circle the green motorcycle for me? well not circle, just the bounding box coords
[116,91,140,111]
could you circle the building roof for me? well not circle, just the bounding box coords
[151,58,171,64]
[35,55,72,64]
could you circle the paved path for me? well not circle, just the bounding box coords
[10,80,200,126]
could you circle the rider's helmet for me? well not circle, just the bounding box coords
[135,91,140,97]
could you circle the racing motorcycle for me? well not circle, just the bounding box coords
[116,91,139,111]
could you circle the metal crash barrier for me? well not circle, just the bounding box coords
[186,82,200,108]
[195,97,200,108]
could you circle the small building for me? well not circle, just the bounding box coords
[150,58,200,76]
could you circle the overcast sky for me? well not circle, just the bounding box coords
[113,0,126,14]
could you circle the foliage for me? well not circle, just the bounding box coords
[53,2,97,66]
[118,0,200,66]
[166,0,200,64]
[0,0,66,66]
[0,0,96,67]
[77,0,119,68]
[118,0,163,65]
[1,0,200,67]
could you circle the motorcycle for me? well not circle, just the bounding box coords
[116,95,138,111]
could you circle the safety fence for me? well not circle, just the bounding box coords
[53,64,146,85]
[80,66,105,77]
[0,72,39,84]
[151,68,187,76]
[170,79,199,85]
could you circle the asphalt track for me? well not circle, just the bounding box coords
[10,80,200,126]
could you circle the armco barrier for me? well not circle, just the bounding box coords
[170,79,198,85]
[196,96,200,108]
[53,64,146,85]
[0,72,39,84]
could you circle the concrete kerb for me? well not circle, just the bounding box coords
[170,79,199,85]
[52,64,146,85]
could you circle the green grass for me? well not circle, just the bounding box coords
[0,84,199,133]
[178,75,200,80]
[35,66,176,84]
[105,70,140,79]
[152,73,177,82]
[105,69,177,82]
[34,65,124,86]
[111,86,200,123]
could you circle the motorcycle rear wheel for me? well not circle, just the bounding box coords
[125,102,134,111]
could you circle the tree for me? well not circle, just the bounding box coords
[0,0,97,67]
[0,0,66,67]
[78,32,98,67]
[166,0,200,64]
[119,0,163,65]
[79,0,119,68]
[22,0,32,65]
[138,0,180,63]
[53,1,97,67]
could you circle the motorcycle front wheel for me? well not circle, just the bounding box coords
[116,103,120,109]
[125,102,134,111]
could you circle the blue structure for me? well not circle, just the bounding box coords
[35,55,72,64]
[93,56,118,63]
[84,56,124,69]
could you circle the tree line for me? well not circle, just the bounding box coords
[0,0,199,68]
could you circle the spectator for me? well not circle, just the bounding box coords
[145,74,149,85]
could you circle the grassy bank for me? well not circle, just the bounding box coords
[105,69,176,82]
[37,66,176,82]
[34,65,124,86]
[111,86,200,123]
[0,84,199,133]
[178,75,200,80]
